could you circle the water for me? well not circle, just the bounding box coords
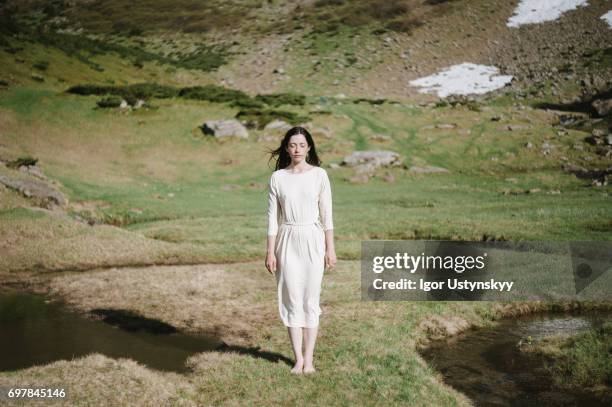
[421,311,612,406]
[0,290,221,373]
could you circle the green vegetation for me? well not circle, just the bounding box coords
[522,322,612,390]
[6,156,38,169]
[236,108,311,129]
[306,0,425,34]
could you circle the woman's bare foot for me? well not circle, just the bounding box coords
[303,364,316,374]
[303,358,316,374]
[291,359,304,374]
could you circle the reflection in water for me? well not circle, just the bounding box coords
[421,312,612,407]
[0,290,221,373]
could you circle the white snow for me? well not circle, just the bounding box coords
[408,63,513,98]
[507,0,588,28]
[601,10,612,28]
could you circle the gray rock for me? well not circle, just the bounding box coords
[0,174,67,207]
[341,150,403,168]
[264,119,291,131]
[592,98,612,117]
[202,119,249,139]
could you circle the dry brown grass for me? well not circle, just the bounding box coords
[42,261,280,346]
[0,353,197,406]
[0,206,214,273]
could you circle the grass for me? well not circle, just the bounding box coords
[2,259,608,405]
[520,322,612,390]
[0,2,610,403]
[0,85,610,272]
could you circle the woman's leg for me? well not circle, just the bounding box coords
[303,326,318,373]
[288,327,304,373]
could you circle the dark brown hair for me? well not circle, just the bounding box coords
[267,126,322,171]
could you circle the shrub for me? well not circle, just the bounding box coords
[179,84,251,104]
[254,93,306,107]
[7,156,38,168]
[236,108,310,129]
[97,96,123,108]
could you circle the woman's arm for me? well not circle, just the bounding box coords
[319,170,337,270]
[265,174,279,274]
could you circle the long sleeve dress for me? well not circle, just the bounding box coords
[267,166,334,328]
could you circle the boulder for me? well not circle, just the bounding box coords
[201,119,249,139]
[0,174,67,207]
[341,150,403,168]
[264,120,291,131]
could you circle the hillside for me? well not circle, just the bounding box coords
[0,0,609,101]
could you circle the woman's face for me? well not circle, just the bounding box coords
[286,134,311,163]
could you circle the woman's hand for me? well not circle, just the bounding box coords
[324,248,337,271]
[265,252,276,275]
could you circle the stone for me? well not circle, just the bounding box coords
[201,119,249,139]
[592,98,612,117]
[263,120,291,131]
[0,174,67,207]
[341,150,403,168]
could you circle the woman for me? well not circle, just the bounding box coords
[265,126,337,375]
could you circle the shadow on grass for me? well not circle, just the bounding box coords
[90,308,178,334]
[215,342,294,366]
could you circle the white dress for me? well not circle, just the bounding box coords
[267,166,334,328]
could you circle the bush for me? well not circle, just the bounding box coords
[67,83,178,100]
[97,96,123,108]
[254,93,306,107]
[7,156,38,168]
[179,84,252,104]
[235,108,310,130]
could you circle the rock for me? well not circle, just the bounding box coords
[18,164,47,180]
[606,135,612,146]
[341,150,403,168]
[525,142,533,149]
[561,163,586,173]
[408,165,449,174]
[540,141,554,155]
[273,67,285,74]
[382,173,395,183]
[592,129,608,138]
[584,135,601,145]
[592,98,612,117]
[263,120,291,131]
[328,163,340,169]
[201,119,249,139]
[490,115,502,121]
[507,124,529,131]
[134,99,145,109]
[0,174,67,207]
[119,100,129,109]
[435,123,457,129]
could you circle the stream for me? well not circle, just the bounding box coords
[0,290,221,373]
[421,311,611,406]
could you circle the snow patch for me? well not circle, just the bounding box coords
[408,63,513,98]
[507,0,588,28]
[601,10,612,28]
